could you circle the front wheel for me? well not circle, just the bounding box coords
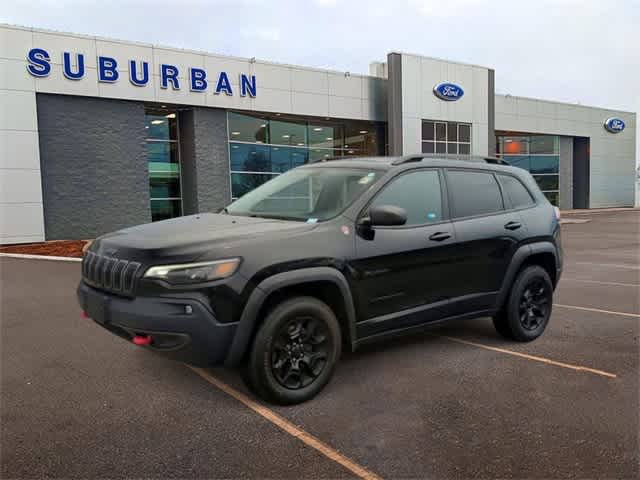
[244,296,341,405]
[493,265,553,342]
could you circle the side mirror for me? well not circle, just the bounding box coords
[362,204,407,227]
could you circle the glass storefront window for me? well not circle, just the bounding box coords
[496,134,560,206]
[270,119,307,146]
[533,175,559,191]
[146,109,182,221]
[145,114,178,140]
[228,112,384,199]
[228,112,269,143]
[530,155,559,174]
[530,135,559,154]
[150,199,182,222]
[309,124,344,149]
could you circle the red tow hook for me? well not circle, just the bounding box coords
[81,310,90,319]
[132,335,153,346]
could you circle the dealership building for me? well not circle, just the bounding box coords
[0,24,636,244]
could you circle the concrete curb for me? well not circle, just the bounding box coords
[0,253,82,262]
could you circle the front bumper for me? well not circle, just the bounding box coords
[77,281,237,366]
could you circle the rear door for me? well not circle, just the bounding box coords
[444,168,529,315]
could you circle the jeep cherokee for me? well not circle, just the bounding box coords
[77,155,562,404]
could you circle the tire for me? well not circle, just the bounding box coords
[492,265,553,342]
[244,296,342,405]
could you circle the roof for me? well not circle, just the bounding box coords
[304,154,513,171]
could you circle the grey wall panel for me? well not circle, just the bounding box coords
[558,136,573,210]
[36,94,149,240]
[387,53,403,155]
[191,107,230,213]
[487,69,496,155]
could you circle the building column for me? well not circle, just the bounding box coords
[179,107,230,215]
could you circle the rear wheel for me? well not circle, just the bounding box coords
[244,296,341,405]
[493,265,553,342]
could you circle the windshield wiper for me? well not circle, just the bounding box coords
[247,213,305,222]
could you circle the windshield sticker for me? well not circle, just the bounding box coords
[427,212,437,220]
[306,218,318,224]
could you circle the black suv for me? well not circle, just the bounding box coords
[78,155,562,404]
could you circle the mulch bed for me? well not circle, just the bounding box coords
[0,240,90,258]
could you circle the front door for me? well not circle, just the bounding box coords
[349,169,457,337]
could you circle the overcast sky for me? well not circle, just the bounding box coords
[3,0,638,164]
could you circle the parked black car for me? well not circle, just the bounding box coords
[77,155,562,404]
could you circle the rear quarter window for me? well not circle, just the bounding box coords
[497,174,535,209]
[447,170,504,218]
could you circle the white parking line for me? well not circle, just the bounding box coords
[555,303,640,319]
[562,277,639,288]
[574,261,640,271]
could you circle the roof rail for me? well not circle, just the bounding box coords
[392,154,511,166]
[391,154,425,165]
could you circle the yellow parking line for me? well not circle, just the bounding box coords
[438,336,617,379]
[555,303,640,318]
[187,366,382,480]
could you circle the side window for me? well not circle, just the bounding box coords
[370,170,443,225]
[498,174,535,209]
[447,170,504,218]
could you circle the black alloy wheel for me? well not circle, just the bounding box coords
[518,279,551,331]
[271,316,331,390]
[244,296,341,405]
[492,265,553,342]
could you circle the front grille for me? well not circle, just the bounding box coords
[82,251,142,296]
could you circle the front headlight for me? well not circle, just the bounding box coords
[143,258,241,285]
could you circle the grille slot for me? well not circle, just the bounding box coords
[82,251,141,296]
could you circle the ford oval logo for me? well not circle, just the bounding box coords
[433,82,464,101]
[604,117,625,133]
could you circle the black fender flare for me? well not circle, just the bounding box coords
[224,267,357,367]
[494,241,559,310]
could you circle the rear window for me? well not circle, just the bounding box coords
[447,170,504,218]
[498,174,535,209]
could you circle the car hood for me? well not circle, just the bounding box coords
[93,213,315,263]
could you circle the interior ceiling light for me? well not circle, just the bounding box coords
[297,143,304,146]
[313,127,323,131]
[282,135,290,138]
[231,131,240,135]
[165,113,176,119]
[151,120,164,125]
[260,124,267,127]
[359,130,368,134]
[326,137,333,140]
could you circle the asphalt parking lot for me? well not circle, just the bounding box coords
[1,210,638,479]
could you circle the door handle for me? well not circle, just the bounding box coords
[429,231,451,242]
[504,221,522,231]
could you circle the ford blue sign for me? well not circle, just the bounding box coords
[604,117,625,133]
[433,82,464,101]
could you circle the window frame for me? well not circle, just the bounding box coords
[443,168,507,221]
[357,167,451,230]
[496,172,537,212]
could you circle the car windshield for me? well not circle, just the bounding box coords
[226,167,383,222]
